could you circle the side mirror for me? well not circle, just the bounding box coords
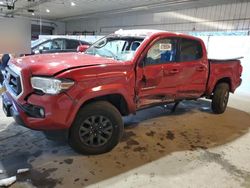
[77,45,89,53]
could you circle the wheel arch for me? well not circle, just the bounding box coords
[80,93,130,116]
[213,77,232,93]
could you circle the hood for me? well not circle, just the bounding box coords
[11,53,118,76]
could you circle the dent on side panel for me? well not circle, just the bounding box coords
[54,66,99,126]
[55,64,136,125]
[95,65,136,113]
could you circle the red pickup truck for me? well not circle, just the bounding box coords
[1,30,242,154]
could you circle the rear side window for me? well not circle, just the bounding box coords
[66,40,80,49]
[51,39,64,50]
[80,41,90,46]
[179,38,203,62]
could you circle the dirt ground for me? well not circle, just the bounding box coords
[1,99,250,188]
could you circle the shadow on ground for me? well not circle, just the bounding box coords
[0,99,250,187]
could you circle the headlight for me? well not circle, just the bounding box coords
[31,77,74,95]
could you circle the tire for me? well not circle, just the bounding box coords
[69,101,124,155]
[211,83,230,114]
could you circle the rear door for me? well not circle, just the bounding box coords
[48,39,65,53]
[175,38,208,99]
[136,37,179,108]
[65,39,81,52]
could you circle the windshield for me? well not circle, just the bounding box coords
[85,36,144,61]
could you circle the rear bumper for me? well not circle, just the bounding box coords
[2,91,76,130]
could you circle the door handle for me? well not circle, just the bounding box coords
[163,68,180,76]
[196,66,206,72]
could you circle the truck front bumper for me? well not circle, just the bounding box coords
[2,91,76,130]
[2,93,26,126]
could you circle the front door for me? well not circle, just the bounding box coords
[136,37,179,108]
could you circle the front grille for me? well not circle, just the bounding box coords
[5,66,22,96]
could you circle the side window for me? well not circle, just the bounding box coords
[66,40,80,49]
[179,38,203,62]
[51,39,64,50]
[34,41,52,51]
[80,41,90,46]
[145,38,177,65]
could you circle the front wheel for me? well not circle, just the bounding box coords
[211,83,230,114]
[69,101,123,155]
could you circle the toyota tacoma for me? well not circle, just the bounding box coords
[1,30,242,154]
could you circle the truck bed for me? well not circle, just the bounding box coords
[206,58,243,95]
[208,57,243,62]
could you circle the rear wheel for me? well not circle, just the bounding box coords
[211,83,230,114]
[69,101,123,155]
